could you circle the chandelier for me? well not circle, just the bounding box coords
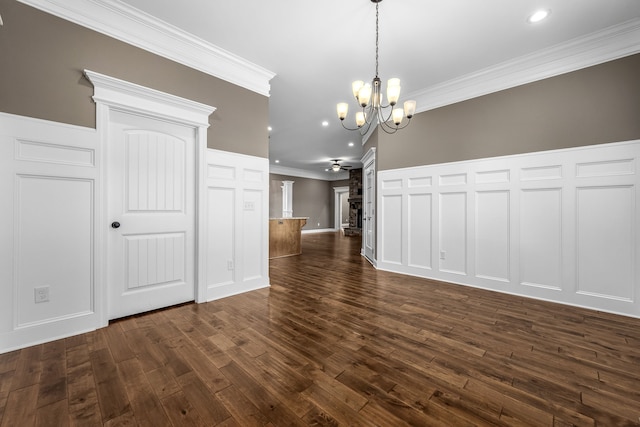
[337,0,416,135]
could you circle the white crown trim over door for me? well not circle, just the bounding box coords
[85,69,215,325]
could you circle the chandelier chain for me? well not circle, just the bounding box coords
[375,2,379,78]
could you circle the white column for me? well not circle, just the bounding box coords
[281,180,294,218]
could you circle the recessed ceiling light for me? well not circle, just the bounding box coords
[528,9,550,23]
[348,142,354,147]
[322,121,329,127]
[267,126,272,132]
[275,159,280,163]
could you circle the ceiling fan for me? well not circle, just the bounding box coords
[327,159,352,172]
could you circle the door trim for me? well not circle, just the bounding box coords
[84,70,215,327]
[333,186,349,231]
[361,147,376,265]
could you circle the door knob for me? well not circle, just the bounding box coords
[111,221,121,229]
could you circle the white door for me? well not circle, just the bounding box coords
[363,161,376,262]
[108,110,196,320]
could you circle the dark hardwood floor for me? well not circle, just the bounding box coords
[1,232,639,426]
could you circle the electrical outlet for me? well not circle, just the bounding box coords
[34,286,50,303]
[227,260,234,270]
[440,251,446,260]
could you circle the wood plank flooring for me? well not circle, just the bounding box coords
[1,231,640,426]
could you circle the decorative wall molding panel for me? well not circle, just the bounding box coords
[205,149,270,301]
[0,113,100,353]
[18,0,275,96]
[378,140,640,318]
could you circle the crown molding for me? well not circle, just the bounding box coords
[17,1,639,110]
[411,18,640,113]
[18,0,275,97]
[270,165,349,181]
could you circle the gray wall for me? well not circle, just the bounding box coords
[269,174,349,230]
[0,0,268,158]
[378,54,640,170]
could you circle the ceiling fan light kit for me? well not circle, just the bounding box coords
[329,159,352,172]
[337,0,417,135]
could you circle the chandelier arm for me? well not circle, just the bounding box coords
[395,117,412,130]
[379,126,398,135]
[377,106,395,124]
[356,119,371,136]
[361,105,376,126]
[339,105,377,131]
[378,118,399,133]
[377,119,399,134]
[378,115,412,133]
[339,120,363,132]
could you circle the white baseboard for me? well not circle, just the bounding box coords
[0,313,100,354]
[302,228,336,234]
[206,279,270,302]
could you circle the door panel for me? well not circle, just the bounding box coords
[108,111,195,320]
[125,131,185,212]
[124,232,185,289]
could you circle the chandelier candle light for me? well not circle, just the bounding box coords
[337,0,416,135]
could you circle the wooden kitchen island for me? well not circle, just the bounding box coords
[269,217,307,259]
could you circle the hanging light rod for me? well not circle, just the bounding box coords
[337,0,416,135]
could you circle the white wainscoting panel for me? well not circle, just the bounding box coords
[377,140,640,318]
[520,188,563,291]
[242,189,265,281]
[440,192,468,275]
[204,149,269,301]
[475,190,510,282]
[16,176,94,327]
[380,194,402,265]
[16,139,95,167]
[207,187,235,288]
[576,186,634,301]
[407,193,432,269]
[0,113,100,353]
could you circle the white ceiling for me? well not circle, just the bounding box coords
[118,0,640,176]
